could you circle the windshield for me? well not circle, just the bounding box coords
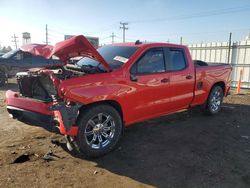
[76,46,138,70]
[2,49,19,58]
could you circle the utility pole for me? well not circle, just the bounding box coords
[45,24,48,45]
[110,32,116,44]
[227,32,232,64]
[120,22,128,43]
[180,36,183,45]
[11,34,18,49]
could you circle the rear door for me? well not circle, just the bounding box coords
[164,47,195,110]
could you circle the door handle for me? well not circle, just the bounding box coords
[186,75,193,80]
[161,78,169,83]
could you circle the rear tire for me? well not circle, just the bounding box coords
[76,104,123,158]
[204,86,223,115]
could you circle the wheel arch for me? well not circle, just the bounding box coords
[77,100,124,124]
[210,81,225,95]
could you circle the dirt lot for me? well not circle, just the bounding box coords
[0,82,250,188]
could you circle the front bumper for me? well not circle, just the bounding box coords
[7,105,57,133]
[5,90,78,136]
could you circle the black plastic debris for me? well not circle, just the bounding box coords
[11,154,30,164]
[42,150,60,161]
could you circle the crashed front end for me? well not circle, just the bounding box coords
[6,70,80,136]
[5,35,112,137]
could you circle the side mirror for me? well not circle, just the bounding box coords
[130,74,137,82]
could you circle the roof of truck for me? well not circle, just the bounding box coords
[111,42,186,49]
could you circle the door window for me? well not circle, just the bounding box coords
[131,48,165,74]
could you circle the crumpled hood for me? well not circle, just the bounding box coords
[21,35,111,72]
[49,35,111,71]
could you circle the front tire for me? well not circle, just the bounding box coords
[204,86,223,115]
[76,104,123,157]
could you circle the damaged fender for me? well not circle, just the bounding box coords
[49,101,82,136]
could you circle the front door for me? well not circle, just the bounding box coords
[125,48,172,122]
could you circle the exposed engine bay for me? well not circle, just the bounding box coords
[16,63,105,103]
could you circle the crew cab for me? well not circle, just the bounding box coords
[5,35,232,157]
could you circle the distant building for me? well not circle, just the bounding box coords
[64,35,99,48]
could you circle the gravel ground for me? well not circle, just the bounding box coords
[0,82,250,188]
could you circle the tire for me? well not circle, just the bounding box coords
[0,69,7,87]
[204,86,223,115]
[76,104,123,158]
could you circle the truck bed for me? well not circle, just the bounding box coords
[191,60,232,107]
[193,60,230,67]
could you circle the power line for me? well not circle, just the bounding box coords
[11,34,18,49]
[88,23,119,35]
[49,22,119,36]
[126,27,249,40]
[129,5,250,24]
[120,22,128,43]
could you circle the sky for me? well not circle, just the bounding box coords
[0,0,250,48]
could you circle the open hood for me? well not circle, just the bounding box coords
[20,44,53,58]
[50,35,111,71]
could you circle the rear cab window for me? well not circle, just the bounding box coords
[164,48,187,71]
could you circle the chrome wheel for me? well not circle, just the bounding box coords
[84,113,115,149]
[210,90,222,112]
[76,104,123,157]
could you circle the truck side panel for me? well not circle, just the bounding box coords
[191,65,232,107]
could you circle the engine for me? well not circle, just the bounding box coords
[16,67,83,102]
[16,62,104,102]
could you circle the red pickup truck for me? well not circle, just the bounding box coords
[6,35,232,157]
